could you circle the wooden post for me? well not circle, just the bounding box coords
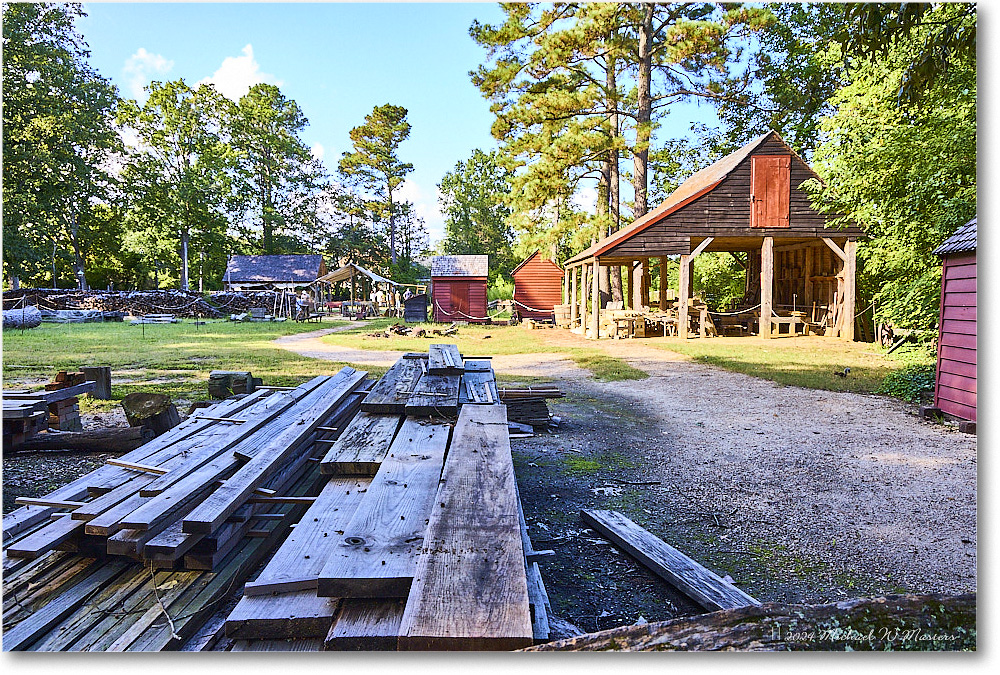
[761,237,774,338]
[80,366,112,400]
[641,258,651,309]
[626,262,635,310]
[570,266,578,328]
[803,245,813,306]
[659,256,668,311]
[678,254,690,339]
[843,240,857,341]
[632,261,643,311]
[591,260,600,339]
[580,265,588,330]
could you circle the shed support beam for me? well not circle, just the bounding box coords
[678,255,691,339]
[691,237,715,259]
[591,260,600,339]
[580,265,588,332]
[803,245,813,306]
[760,237,774,338]
[632,261,643,310]
[570,267,578,328]
[626,263,635,310]
[822,237,848,263]
[659,256,668,311]
[842,240,857,341]
[641,259,651,309]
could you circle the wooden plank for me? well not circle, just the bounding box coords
[3,381,95,403]
[324,599,404,651]
[760,237,773,338]
[398,404,532,651]
[242,477,371,596]
[225,592,341,640]
[182,371,367,535]
[317,418,449,598]
[581,510,759,611]
[2,559,128,650]
[5,515,85,559]
[427,344,463,375]
[361,358,424,413]
[319,413,404,475]
[230,638,323,651]
[404,374,459,417]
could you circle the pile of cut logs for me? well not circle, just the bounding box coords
[2,346,549,652]
[2,289,222,318]
[498,385,563,428]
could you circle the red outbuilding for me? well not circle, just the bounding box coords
[928,218,977,430]
[511,251,565,321]
[431,255,489,323]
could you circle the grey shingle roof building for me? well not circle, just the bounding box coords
[933,218,977,256]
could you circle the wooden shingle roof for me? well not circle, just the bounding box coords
[225,255,325,284]
[431,255,489,278]
[934,218,977,255]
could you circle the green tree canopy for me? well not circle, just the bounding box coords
[438,149,515,280]
[338,103,414,265]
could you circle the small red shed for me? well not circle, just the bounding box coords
[931,218,977,427]
[511,251,565,321]
[431,255,489,323]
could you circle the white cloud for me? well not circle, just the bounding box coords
[122,48,174,101]
[571,184,599,214]
[398,179,446,245]
[198,44,281,101]
[310,143,325,162]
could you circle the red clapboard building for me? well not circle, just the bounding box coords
[511,251,565,321]
[929,218,977,429]
[430,255,489,323]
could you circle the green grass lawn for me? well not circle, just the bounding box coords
[322,319,648,381]
[645,334,935,396]
[1,319,376,411]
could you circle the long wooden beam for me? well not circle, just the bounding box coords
[821,237,848,262]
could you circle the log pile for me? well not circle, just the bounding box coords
[497,385,563,428]
[2,347,550,652]
[209,291,282,314]
[2,289,222,318]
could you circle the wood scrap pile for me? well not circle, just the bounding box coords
[2,346,550,652]
[210,291,282,314]
[3,372,97,446]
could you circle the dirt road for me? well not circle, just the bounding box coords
[273,325,976,630]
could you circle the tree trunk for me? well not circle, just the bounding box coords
[69,213,89,291]
[14,426,155,454]
[525,594,976,652]
[180,227,190,291]
[122,392,181,437]
[607,50,624,305]
[388,191,398,265]
[80,366,112,400]
[633,3,654,219]
[596,166,612,306]
[11,276,20,290]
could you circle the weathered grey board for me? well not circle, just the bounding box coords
[318,413,403,475]
[324,599,405,651]
[5,514,85,559]
[183,370,367,534]
[317,418,450,598]
[229,638,323,651]
[361,358,424,414]
[458,366,498,406]
[3,381,96,403]
[427,344,463,375]
[404,374,459,417]
[581,509,760,611]
[242,477,372,596]
[225,592,341,640]
[398,404,533,651]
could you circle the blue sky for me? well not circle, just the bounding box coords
[76,1,718,245]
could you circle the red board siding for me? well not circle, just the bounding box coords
[431,277,488,323]
[934,251,976,420]
[750,155,790,228]
[513,254,565,320]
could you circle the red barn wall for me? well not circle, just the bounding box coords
[934,251,976,420]
[513,256,564,320]
[431,277,488,323]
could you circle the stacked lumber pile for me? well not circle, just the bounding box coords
[210,291,282,314]
[498,385,563,428]
[3,372,97,447]
[3,347,549,652]
[220,346,547,652]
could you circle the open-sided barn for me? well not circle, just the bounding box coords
[512,251,564,321]
[929,218,977,428]
[564,130,866,340]
[431,255,489,323]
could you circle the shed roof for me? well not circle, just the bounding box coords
[934,218,977,255]
[225,255,325,284]
[431,255,489,278]
[511,250,564,276]
[315,263,396,286]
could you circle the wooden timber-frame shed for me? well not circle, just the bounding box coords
[564,130,867,339]
[511,251,565,321]
[929,218,977,426]
[431,255,489,323]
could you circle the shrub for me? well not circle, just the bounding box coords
[875,364,936,403]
